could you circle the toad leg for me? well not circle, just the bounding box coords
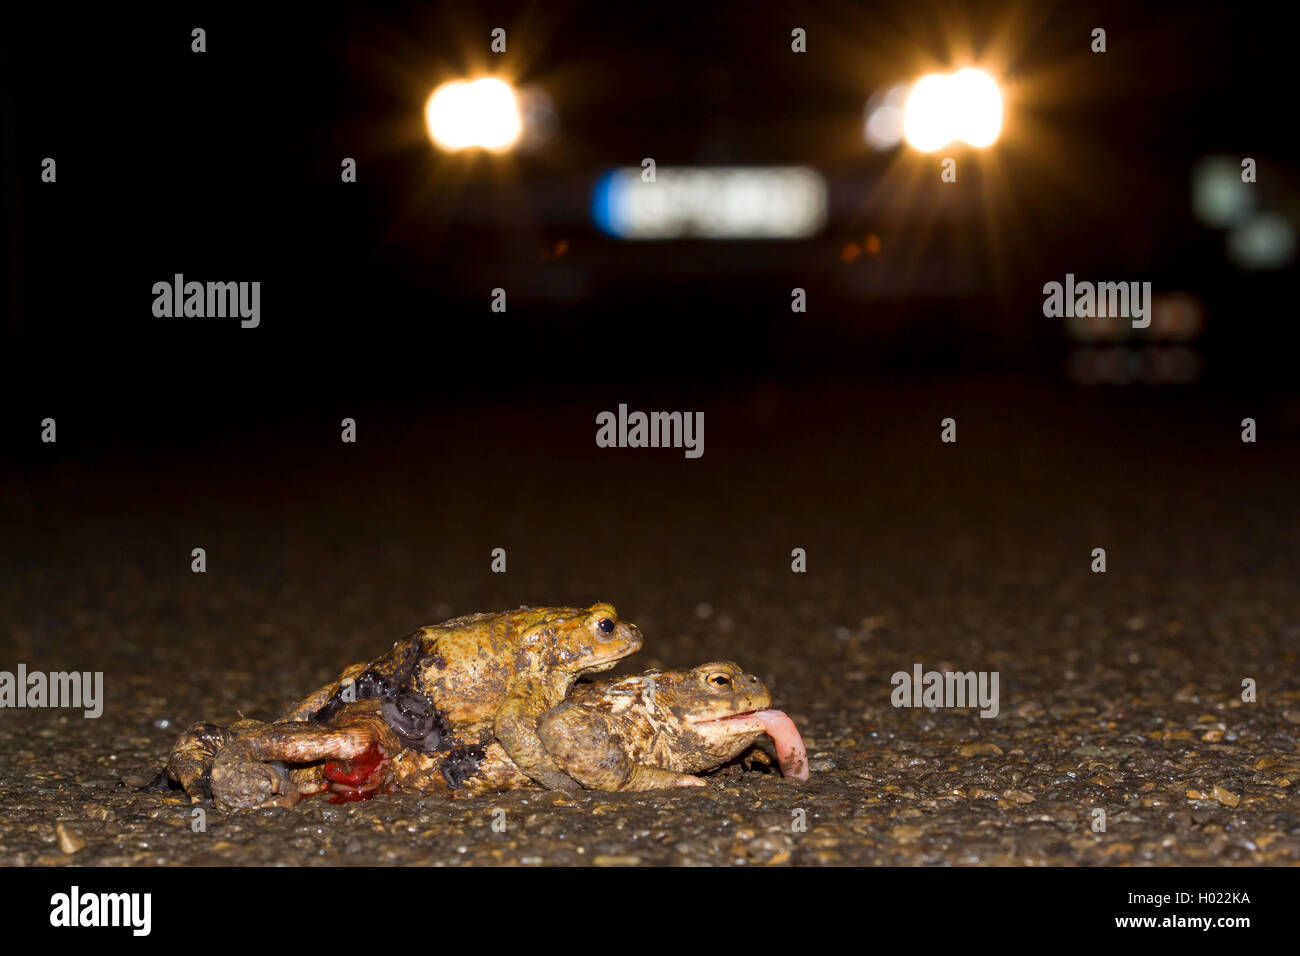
[167,720,251,802]
[211,705,400,810]
[536,705,705,792]
[617,767,707,791]
[494,689,581,793]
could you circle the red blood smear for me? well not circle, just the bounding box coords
[323,742,390,802]
[328,784,384,803]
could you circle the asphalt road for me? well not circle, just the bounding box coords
[2,380,1298,865]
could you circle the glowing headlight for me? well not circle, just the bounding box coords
[948,68,1002,147]
[425,77,522,152]
[899,68,1002,152]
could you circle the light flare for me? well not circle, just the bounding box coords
[901,68,1003,152]
[425,77,523,152]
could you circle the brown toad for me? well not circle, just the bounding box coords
[543,660,809,789]
[397,660,809,793]
[166,661,807,807]
[165,603,642,808]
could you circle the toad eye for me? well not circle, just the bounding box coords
[708,673,731,687]
[597,618,615,634]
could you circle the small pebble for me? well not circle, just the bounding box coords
[56,822,86,855]
[1212,785,1240,808]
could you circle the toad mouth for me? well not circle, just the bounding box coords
[696,709,759,722]
[696,708,810,782]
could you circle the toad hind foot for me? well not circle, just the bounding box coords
[167,719,259,803]
[621,767,707,790]
[208,706,400,810]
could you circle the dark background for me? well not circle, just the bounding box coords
[3,0,1298,460]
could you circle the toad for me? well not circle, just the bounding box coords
[165,603,642,808]
[400,660,809,793]
[544,660,810,789]
[166,661,808,808]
